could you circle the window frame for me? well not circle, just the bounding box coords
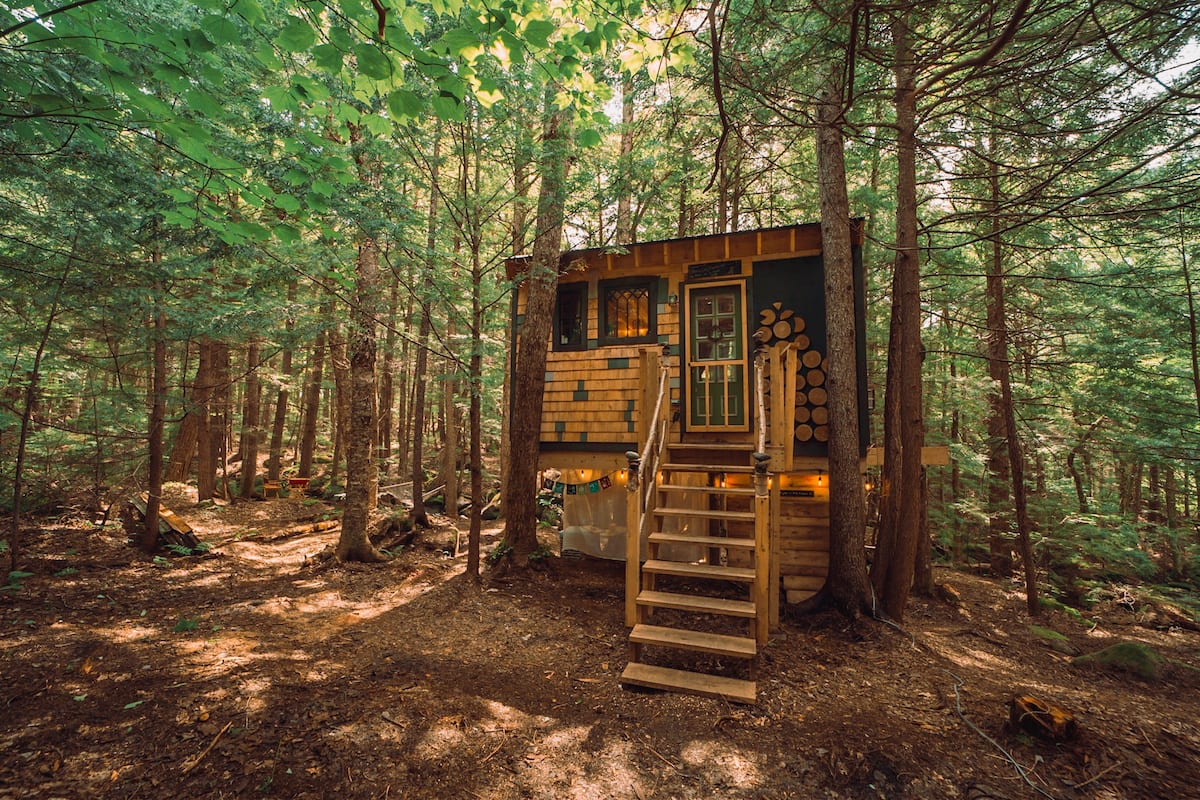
[552,280,589,352]
[597,277,658,346]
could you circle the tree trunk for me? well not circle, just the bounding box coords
[615,75,635,244]
[239,342,261,500]
[503,97,572,562]
[984,147,1039,616]
[327,326,351,483]
[1067,416,1103,514]
[815,57,871,618]
[336,171,386,562]
[9,262,69,571]
[377,270,399,477]
[266,284,297,482]
[410,134,442,528]
[164,343,208,483]
[1148,464,1162,524]
[871,14,925,622]
[298,302,330,479]
[197,341,227,501]
[143,279,167,552]
[395,289,414,480]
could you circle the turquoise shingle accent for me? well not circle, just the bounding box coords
[577,379,586,390]
[554,421,565,433]
[573,389,589,401]
[580,432,588,443]
[545,372,555,382]
[607,357,630,369]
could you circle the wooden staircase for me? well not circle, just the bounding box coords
[619,444,771,704]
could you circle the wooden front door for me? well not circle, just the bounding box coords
[685,280,749,431]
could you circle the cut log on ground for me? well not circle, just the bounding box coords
[122,494,202,552]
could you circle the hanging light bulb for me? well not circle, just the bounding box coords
[817,470,824,487]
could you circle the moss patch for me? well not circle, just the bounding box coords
[1073,641,1166,681]
[1030,625,1067,642]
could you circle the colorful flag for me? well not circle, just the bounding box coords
[566,483,577,495]
[553,481,564,494]
[599,475,612,489]
[588,480,601,493]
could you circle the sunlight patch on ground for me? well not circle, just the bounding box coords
[679,738,762,788]
[412,717,467,759]
[939,645,1015,673]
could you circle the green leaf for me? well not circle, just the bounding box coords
[123,700,147,710]
[387,89,423,121]
[524,19,556,49]
[313,43,344,72]
[275,194,301,214]
[329,26,354,49]
[354,43,391,80]
[200,15,240,45]
[276,17,316,52]
[363,113,391,136]
[234,0,265,24]
[438,27,481,58]
[401,6,427,34]
[576,128,602,147]
[273,224,301,244]
[432,92,464,122]
[185,89,223,119]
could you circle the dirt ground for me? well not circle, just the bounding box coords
[3,489,1199,800]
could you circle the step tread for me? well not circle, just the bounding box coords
[630,624,756,657]
[620,662,756,704]
[654,507,755,521]
[636,590,756,618]
[659,483,756,496]
[660,463,757,474]
[667,443,755,451]
[648,532,756,549]
[642,559,756,582]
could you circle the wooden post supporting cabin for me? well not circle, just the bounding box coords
[769,475,781,629]
[625,451,641,627]
[768,344,786,464]
[753,455,770,645]
[635,347,660,447]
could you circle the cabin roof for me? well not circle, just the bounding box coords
[505,220,864,281]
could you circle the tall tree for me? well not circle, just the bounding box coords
[503,97,572,563]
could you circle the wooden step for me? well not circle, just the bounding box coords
[660,463,756,474]
[636,590,756,618]
[648,531,756,550]
[654,507,754,522]
[659,483,756,496]
[620,662,756,704]
[630,624,756,658]
[667,443,753,452]
[642,559,755,582]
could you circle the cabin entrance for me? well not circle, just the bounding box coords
[684,280,750,431]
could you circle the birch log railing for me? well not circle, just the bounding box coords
[752,347,772,644]
[625,347,671,626]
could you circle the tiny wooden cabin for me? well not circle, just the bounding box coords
[508,220,869,702]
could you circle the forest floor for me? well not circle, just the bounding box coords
[2,489,1200,800]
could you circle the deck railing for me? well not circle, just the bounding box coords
[625,347,671,626]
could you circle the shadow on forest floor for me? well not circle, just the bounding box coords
[2,492,1199,799]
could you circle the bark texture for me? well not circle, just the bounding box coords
[815,59,871,618]
[503,100,572,562]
